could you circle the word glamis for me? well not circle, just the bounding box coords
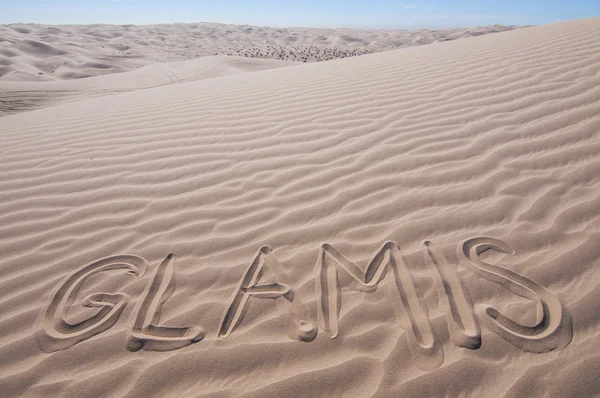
[35,237,573,371]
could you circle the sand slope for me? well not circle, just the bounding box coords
[0,56,299,116]
[0,17,599,397]
[0,22,519,81]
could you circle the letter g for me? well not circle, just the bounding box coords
[35,255,147,352]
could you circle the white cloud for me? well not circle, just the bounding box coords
[403,4,418,9]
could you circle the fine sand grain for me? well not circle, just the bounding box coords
[0,17,599,398]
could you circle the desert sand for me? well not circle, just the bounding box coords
[0,22,518,116]
[0,56,300,116]
[0,17,599,397]
[0,22,518,81]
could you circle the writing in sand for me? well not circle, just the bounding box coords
[35,236,573,371]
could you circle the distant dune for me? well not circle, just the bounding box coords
[0,22,519,81]
[0,56,299,116]
[0,17,599,398]
[0,22,520,117]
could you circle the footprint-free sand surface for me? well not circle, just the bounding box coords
[0,17,599,397]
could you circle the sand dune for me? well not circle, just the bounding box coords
[0,17,599,397]
[0,56,299,116]
[0,22,519,81]
[0,21,519,117]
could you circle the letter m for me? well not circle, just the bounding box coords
[316,242,443,371]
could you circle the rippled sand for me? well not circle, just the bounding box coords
[0,17,599,398]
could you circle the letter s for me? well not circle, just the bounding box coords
[458,237,572,353]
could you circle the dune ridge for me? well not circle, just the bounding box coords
[0,17,599,397]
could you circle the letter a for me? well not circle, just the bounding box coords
[218,246,316,342]
[458,237,572,353]
[126,254,205,351]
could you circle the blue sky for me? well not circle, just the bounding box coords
[1,1,598,28]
